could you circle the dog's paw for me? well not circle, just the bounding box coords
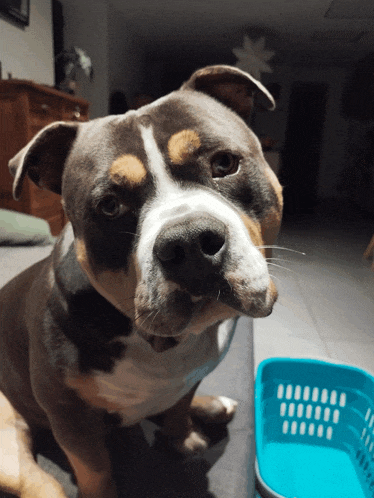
[21,478,68,498]
[174,429,209,457]
[155,428,209,458]
[191,395,238,424]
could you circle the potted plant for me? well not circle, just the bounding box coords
[56,47,93,95]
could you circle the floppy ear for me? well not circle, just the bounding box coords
[9,121,79,200]
[181,65,275,120]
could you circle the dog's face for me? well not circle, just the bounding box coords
[9,66,282,350]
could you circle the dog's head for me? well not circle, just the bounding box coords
[9,65,282,350]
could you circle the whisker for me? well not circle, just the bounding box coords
[216,289,221,301]
[119,231,140,237]
[257,245,306,256]
[138,311,154,330]
[118,295,136,303]
[269,273,281,282]
[134,308,150,321]
[150,310,160,326]
[266,257,294,264]
[122,304,136,315]
[116,296,136,315]
[267,262,297,274]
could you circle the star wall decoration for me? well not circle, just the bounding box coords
[233,36,275,81]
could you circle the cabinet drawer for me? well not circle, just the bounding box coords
[29,183,63,217]
[29,93,61,130]
[62,102,89,122]
[0,80,89,235]
[29,92,62,116]
[30,115,61,133]
[29,183,66,236]
[47,210,66,236]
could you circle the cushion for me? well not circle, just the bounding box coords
[0,209,55,246]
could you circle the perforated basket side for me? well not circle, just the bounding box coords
[255,359,374,498]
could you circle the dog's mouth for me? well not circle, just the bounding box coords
[136,295,214,352]
[135,276,277,352]
[140,334,180,353]
[76,242,277,353]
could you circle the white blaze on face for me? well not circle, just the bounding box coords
[136,125,270,294]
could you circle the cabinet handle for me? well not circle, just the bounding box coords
[71,106,81,120]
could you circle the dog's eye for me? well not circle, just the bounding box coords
[98,196,126,218]
[211,153,239,178]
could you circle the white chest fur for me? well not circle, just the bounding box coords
[93,318,238,425]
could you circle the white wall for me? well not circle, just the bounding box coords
[60,0,146,119]
[0,0,146,118]
[0,0,54,85]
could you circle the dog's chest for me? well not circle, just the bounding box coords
[93,318,237,425]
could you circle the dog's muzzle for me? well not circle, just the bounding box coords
[153,213,228,297]
[134,208,277,346]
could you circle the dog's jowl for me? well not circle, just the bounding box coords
[0,65,282,498]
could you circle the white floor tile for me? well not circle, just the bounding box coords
[255,331,330,373]
[254,303,329,372]
[255,204,374,372]
[325,340,374,377]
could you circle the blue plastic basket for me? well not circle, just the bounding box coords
[255,358,374,498]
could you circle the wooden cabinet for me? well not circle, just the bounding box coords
[0,80,89,235]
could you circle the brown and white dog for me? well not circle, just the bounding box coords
[0,65,282,498]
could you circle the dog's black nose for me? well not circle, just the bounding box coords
[154,213,227,295]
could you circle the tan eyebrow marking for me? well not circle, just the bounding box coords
[109,154,147,185]
[168,129,201,165]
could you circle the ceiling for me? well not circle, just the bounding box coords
[111,0,374,70]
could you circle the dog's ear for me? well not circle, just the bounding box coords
[181,65,275,119]
[9,121,79,200]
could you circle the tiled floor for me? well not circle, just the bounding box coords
[254,201,374,376]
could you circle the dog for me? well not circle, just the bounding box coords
[0,65,282,498]
[364,234,374,270]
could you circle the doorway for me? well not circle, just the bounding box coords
[280,82,328,215]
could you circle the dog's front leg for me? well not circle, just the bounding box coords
[156,386,239,457]
[156,384,210,456]
[0,392,68,498]
[46,407,117,498]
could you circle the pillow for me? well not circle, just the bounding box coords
[0,209,55,246]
